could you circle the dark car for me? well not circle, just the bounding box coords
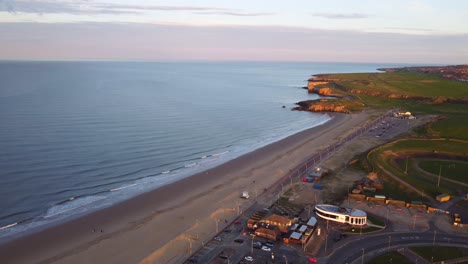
[219,254,228,259]
[223,229,232,233]
[234,238,244,244]
[253,243,262,249]
[187,258,198,263]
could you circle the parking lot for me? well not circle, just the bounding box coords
[185,204,316,264]
[365,117,414,139]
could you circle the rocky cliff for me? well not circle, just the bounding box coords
[293,99,365,114]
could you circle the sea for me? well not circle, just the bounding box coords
[0,61,405,241]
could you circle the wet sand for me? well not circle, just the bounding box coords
[0,112,370,264]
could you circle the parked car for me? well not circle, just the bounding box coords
[214,236,223,242]
[234,238,244,244]
[253,242,262,249]
[308,257,317,263]
[261,246,271,252]
[223,229,232,233]
[244,256,254,262]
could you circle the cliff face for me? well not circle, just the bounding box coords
[294,99,364,114]
[307,81,329,92]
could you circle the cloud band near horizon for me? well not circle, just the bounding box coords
[0,22,466,64]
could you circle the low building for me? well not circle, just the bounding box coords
[255,226,280,241]
[393,111,415,119]
[306,217,317,227]
[283,231,303,244]
[309,167,328,180]
[436,194,451,202]
[259,214,292,233]
[315,204,367,226]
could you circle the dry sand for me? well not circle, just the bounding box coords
[0,111,371,264]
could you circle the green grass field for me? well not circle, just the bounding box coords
[367,214,385,226]
[429,114,468,140]
[418,160,468,184]
[367,139,468,198]
[367,251,413,264]
[325,72,468,98]
[410,246,466,262]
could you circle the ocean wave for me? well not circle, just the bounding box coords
[44,195,108,219]
[110,183,137,192]
[0,222,18,231]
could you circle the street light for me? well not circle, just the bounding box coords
[361,248,365,264]
[325,234,328,253]
[388,235,392,253]
[283,254,288,264]
[250,234,257,256]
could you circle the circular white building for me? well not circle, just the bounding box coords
[315,204,367,226]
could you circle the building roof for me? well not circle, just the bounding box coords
[298,225,307,232]
[263,214,292,225]
[307,217,317,226]
[349,209,366,217]
[316,204,367,218]
[309,167,326,177]
[290,232,302,240]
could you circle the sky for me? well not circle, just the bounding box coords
[0,0,467,63]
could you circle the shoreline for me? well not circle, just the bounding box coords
[0,113,331,241]
[0,111,370,264]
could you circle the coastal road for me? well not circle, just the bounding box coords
[325,231,468,264]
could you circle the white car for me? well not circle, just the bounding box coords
[261,246,271,251]
[244,256,254,261]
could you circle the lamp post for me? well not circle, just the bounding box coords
[361,248,365,264]
[437,165,442,188]
[251,236,254,255]
[283,254,288,264]
[388,235,391,253]
[325,234,328,253]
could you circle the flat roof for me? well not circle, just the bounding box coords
[307,217,317,226]
[350,209,366,217]
[298,225,307,232]
[290,232,302,240]
[316,204,367,218]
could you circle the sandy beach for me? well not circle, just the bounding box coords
[0,111,370,264]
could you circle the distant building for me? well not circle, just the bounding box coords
[303,167,328,182]
[258,214,292,233]
[436,194,451,202]
[255,226,280,241]
[393,111,415,119]
[306,217,317,227]
[315,204,367,226]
